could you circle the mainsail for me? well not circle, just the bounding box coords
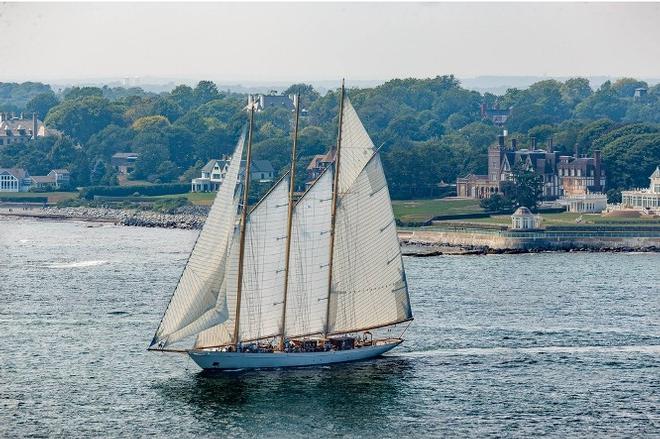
[150,130,245,348]
[328,97,412,334]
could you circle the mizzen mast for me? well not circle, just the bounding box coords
[233,103,255,348]
[324,79,345,337]
[279,93,301,351]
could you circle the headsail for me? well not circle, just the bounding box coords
[150,130,245,349]
[337,97,377,193]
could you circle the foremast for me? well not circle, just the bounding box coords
[279,93,301,351]
[232,103,255,348]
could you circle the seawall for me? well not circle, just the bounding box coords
[399,225,660,252]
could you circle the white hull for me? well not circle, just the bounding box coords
[188,340,403,370]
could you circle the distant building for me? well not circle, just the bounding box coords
[457,133,605,200]
[0,168,32,192]
[249,93,296,112]
[562,193,608,213]
[619,166,660,215]
[191,157,275,192]
[305,151,335,189]
[480,102,512,126]
[634,87,648,100]
[0,112,61,147]
[111,152,139,175]
[510,206,542,230]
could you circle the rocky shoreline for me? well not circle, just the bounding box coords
[0,205,209,230]
[3,206,658,255]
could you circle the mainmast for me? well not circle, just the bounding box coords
[233,103,255,347]
[324,79,345,337]
[279,93,301,351]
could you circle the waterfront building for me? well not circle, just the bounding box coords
[0,113,61,147]
[191,158,274,192]
[457,133,605,200]
[0,168,32,192]
[248,93,295,112]
[29,169,71,190]
[510,206,542,230]
[562,193,608,213]
[619,166,660,214]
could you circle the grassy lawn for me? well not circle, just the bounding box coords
[0,191,78,203]
[392,198,483,223]
[150,192,216,206]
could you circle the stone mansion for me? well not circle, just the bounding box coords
[457,134,606,200]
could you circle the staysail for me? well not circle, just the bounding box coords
[150,130,245,348]
[285,168,334,338]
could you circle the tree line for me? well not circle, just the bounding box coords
[0,76,658,200]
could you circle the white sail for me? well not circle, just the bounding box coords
[150,131,245,348]
[337,97,376,193]
[238,177,290,341]
[328,152,412,334]
[285,168,333,338]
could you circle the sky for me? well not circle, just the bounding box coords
[1,2,659,84]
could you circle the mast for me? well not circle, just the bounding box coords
[233,103,255,347]
[279,93,301,351]
[324,79,345,337]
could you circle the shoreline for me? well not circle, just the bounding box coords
[3,206,659,255]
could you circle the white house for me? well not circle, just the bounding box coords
[561,193,608,213]
[191,158,275,192]
[0,168,32,192]
[619,166,660,215]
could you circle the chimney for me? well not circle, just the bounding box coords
[20,112,24,120]
[548,138,554,153]
[511,139,517,150]
[0,112,4,122]
[594,150,602,192]
[574,144,579,159]
[498,134,505,148]
[480,103,486,118]
[32,112,38,139]
[530,136,537,149]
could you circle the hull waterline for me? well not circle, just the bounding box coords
[188,340,402,370]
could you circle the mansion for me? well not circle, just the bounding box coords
[0,112,61,147]
[620,166,660,214]
[457,134,606,200]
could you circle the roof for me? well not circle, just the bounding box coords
[31,175,56,184]
[0,117,42,137]
[50,169,70,175]
[252,160,274,173]
[306,151,335,170]
[0,168,29,179]
[512,206,533,216]
[651,166,660,179]
[201,159,219,173]
[112,152,139,159]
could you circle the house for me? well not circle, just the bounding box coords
[618,166,660,215]
[249,93,295,112]
[480,102,512,126]
[305,151,335,189]
[0,168,32,192]
[510,207,542,230]
[29,169,71,190]
[0,112,61,147]
[561,193,608,213]
[111,152,139,175]
[457,133,605,200]
[191,157,275,192]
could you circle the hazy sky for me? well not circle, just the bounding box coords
[1,2,659,82]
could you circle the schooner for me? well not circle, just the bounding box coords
[148,82,413,370]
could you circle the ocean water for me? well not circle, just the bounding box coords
[1,217,659,438]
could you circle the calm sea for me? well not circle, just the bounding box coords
[1,218,659,438]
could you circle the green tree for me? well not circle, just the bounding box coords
[63,86,104,100]
[25,92,60,119]
[45,96,122,143]
[193,81,220,106]
[507,164,543,209]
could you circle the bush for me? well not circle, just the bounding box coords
[80,183,190,200]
